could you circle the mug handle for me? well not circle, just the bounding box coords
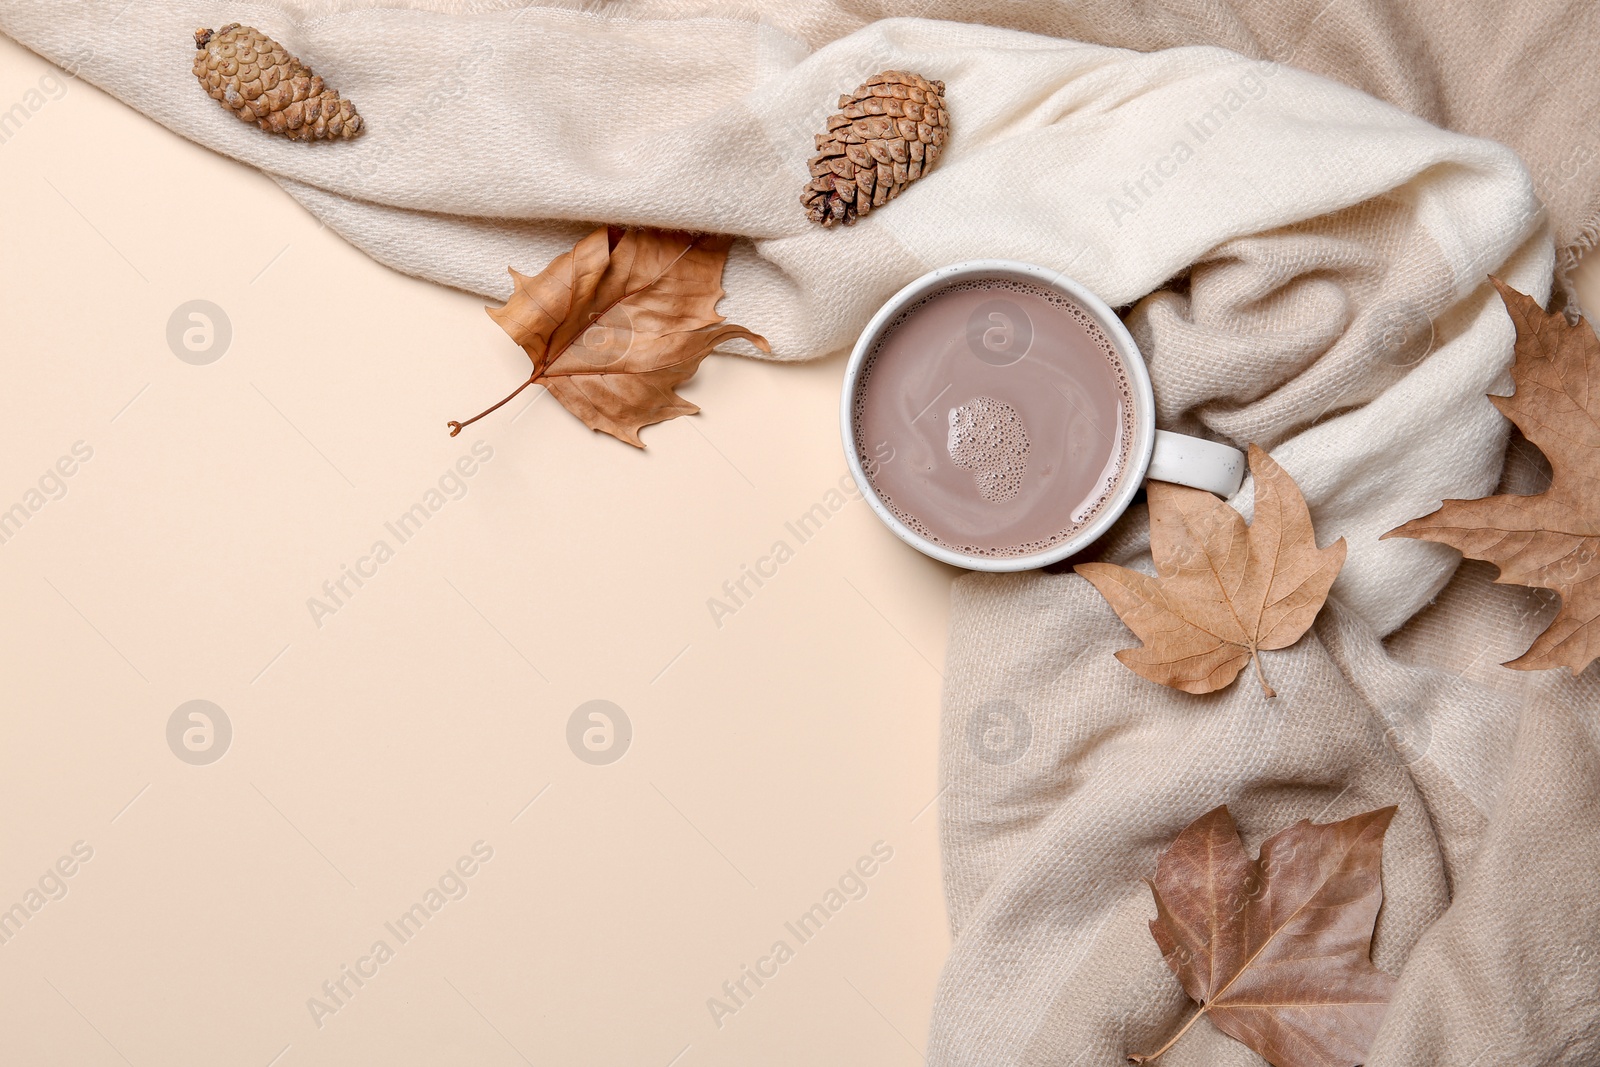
[1146,430,1246,497]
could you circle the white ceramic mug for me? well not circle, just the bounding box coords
[840,260,1245,572]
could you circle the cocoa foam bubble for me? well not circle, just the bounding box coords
[946,396,1030,503]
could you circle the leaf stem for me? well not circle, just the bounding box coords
[448,375,538,437]
[1251,649,1276,699]
[1129,1004,1210,1063]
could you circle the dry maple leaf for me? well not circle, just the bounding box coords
[1385,278,1600,673]
[448,226,768,447]
[1131,805,1398,1067]
[1075,445,1345,697]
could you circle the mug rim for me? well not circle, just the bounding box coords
[839,259,1157,572]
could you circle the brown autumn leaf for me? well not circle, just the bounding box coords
[448,226,769,447]
[1075,445,1345,697]
[1131,805,1398,1067]
[1384,277,1600,673]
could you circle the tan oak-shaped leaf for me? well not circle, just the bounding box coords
[1075,445,1345,697]
[449,226,768,447]
[1131,805,1398,1067]
[1384,278,1600,672]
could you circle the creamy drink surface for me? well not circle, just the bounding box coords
[853,278,1137,557]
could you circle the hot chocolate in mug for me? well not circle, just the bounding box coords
[841,261,1245,572]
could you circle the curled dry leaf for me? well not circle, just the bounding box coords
[1132,805,1398,1067]
[449,227,768,447]
[1075,445,1345,697]
[1385,278,1600,673]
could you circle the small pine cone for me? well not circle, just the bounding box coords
[192,23,363,142]
[801,70,948,228]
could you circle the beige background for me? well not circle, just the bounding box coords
[0,33,952,1067]
[4,30,1599,1067]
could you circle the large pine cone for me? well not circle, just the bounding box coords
[801,70,948,227]
[193,23,363,142]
